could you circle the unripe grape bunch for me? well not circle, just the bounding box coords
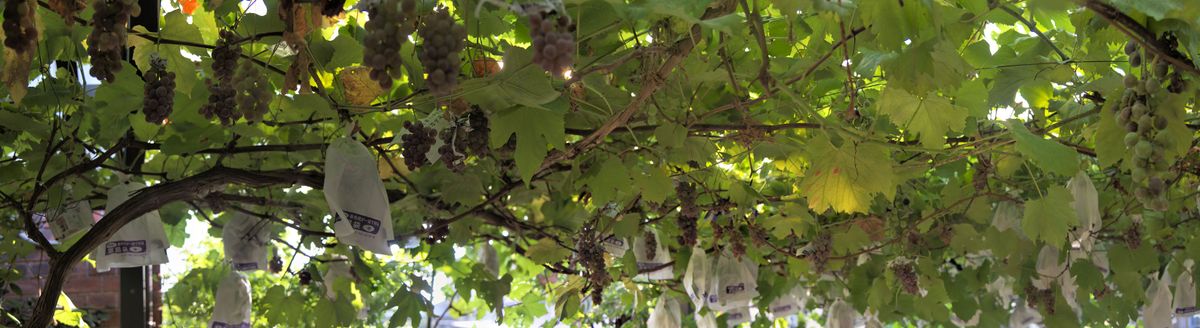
[87,0,141,83]
[232,60,272,122]
[362,0,417,89]
[1115,41,1173,211]
[524,6,576,75]
[142,57,176,124]
[417,7,467,96]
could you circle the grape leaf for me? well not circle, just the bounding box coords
[489,106,565,184]
[1005,120,1080,176]
[1021,185,1079,247]
[525,237,570,264]
[876,87,968,148]
[798,134,897,213]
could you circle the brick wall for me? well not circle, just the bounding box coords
[4,213,162,327]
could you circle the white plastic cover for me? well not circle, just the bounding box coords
[94,179,169,272]
[646,295,681,328]
[222,211,273,271]
[211,271,252,328]
[1176,264,1196,314]
[992,201,1020,232]
[768,286,803,319]
[633,229,672,280]
[325,138,394,255]
[478,243,499,277]
[48,199,92,242]
[683,246,711,308]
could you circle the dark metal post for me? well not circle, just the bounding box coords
[119,0,160,326]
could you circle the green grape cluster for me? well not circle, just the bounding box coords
[201,31,243,125]
[363,0,416,89]
[87,0,141,82]
[3,0,38,53]
[1116,41,1173,211]
[417,8,467,96]
[142,57,176,123]
[232,60,272,122]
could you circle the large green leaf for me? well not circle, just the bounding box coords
[797,134,897,213]
[876,87,968,148]
[1021,185,1079,247]
[1005,120,1080,176]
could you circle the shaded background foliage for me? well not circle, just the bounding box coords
[0,0,1198,326]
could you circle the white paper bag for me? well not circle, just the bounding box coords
[601,236,628,257]
[711,251,758,311]
[992,201,1020,232]
[1068,172,1100,251]
[1009,303,1041,327]
[325,138,394,255]
[478,243,499,277]
[646,295,681,328]
[211,271,252,328]
[725,306,752,326]
[323,259,354,300]
[1145,273,1173,328]
[48,199,92,241]
[1176,267,1196,314]
[1033,246,1062,289]
[683,246,711,308]
[633,229,672,280]
[695,310,718,328]
[768,287,802,319]
[825,299,855,328]
[94,179,169,272]
[222,211,273,271]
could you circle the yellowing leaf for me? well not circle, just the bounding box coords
[2,47,33,104]
[1021,185,1079,247]
[798,135,896,213]
[877,87,968,148]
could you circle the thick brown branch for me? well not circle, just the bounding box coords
[127,137,390,155]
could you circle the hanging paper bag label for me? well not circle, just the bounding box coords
[211,271,252,328]
[222,211,273,271]
[93,180,169,272]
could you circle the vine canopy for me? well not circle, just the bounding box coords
[0,0,1199,326]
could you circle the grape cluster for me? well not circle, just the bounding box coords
[48,0,86,26]
[642,230,657,259]
[1024,285,1056,315]
[465,108,490,155]
[142,57,176,124]
[321,0,346,17]
[801,232,832,272]
[298,271,312,285]
[401,121,438,170]
[1116,41,1174,211]
[269,255,283,274]
[972,154,991,191]
[1124,222,1142,249]
[424,219,450,244]
[3,0,37,53]
[87,0,140,83]
[363,0,416,89]
[525,7,575,75]
[675,181,699,247]
[891,262,920,295]
[417,8,467,96]
[201,31,243,125]
[575,227,610,304]
[438,125,468,172]
[233,60,272,122]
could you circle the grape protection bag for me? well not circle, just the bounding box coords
[1177,261,1196,314]
[94,179,169,272]
[710,250,758,311]
[683,246,711,308]
[47,198,92,242]
[1145,273,1173,328]
[325,137,394,255]
[725,306,752,326]
[768,286,804,319]
[646,295,681,328]
[601,236,628,257]
[826,299,855,328]
[222,211,273,271]
[211,271,252,328]
[694,310,718,328]
[633,229,672,280]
